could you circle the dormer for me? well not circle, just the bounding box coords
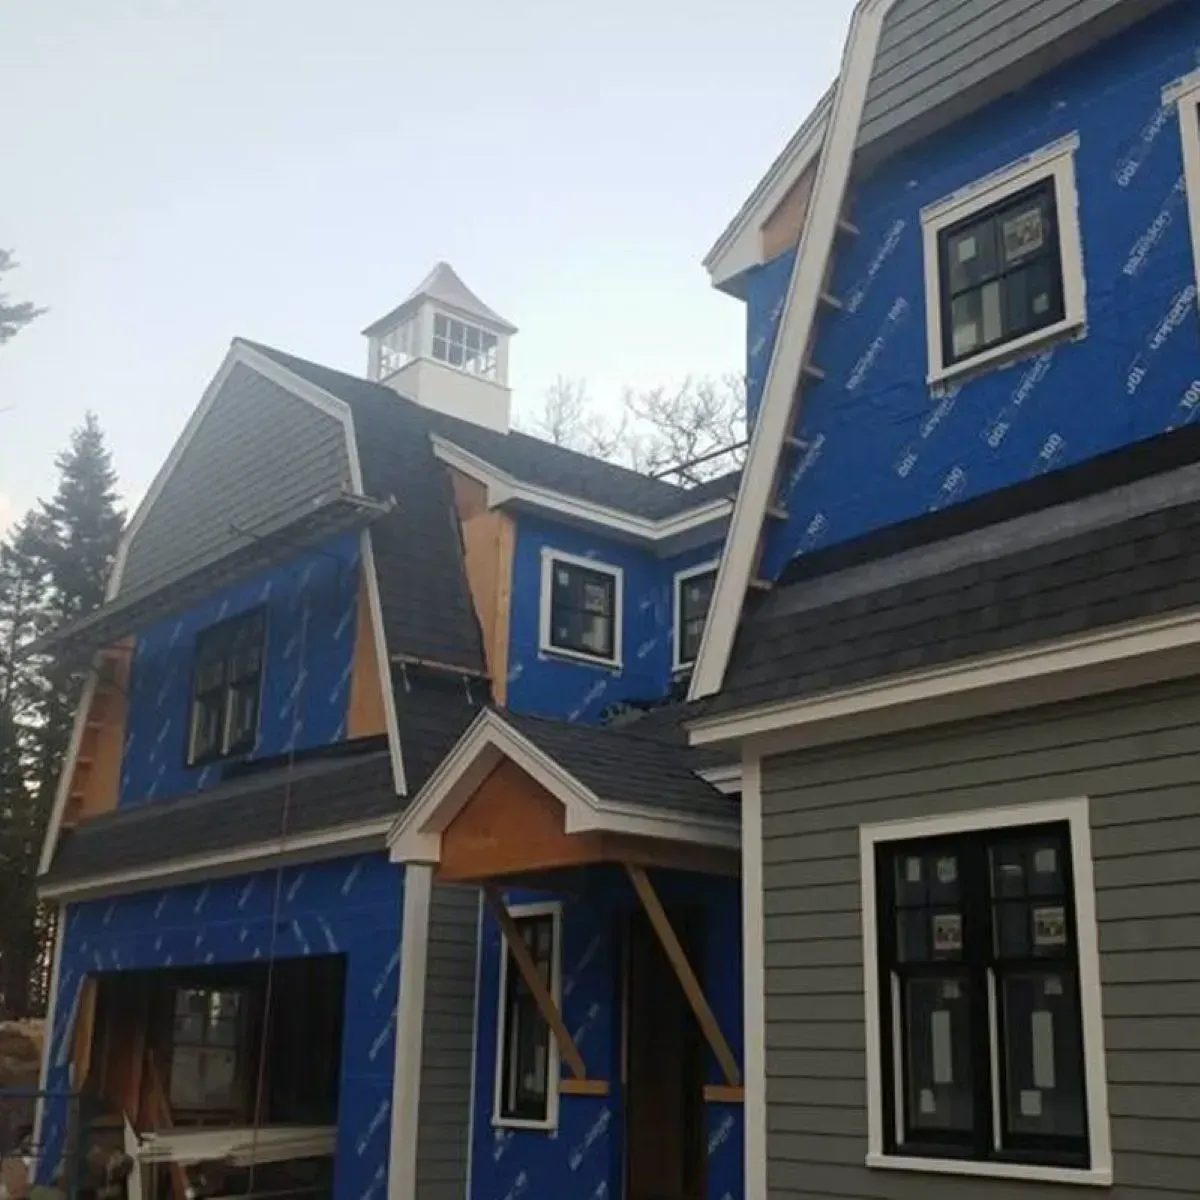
[363,262,518,433]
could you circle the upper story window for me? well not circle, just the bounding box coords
[922,134,1084,387]
[673,561,718,670]
[433,312,498,380]
[187,608,265,766]
[863,799,1110,1186]
[539,549,623,668]
[378,316,419,377]
[493,904,561,1129]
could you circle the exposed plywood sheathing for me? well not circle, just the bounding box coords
[482,884,589,1080]
[346,578,387,738]
[67,642,133,825]
[625,864,742,1088]
[760,161,818,262]
[437,760,739,883]
[448,469,514,703]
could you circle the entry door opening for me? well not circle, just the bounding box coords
[623,908,706,1200]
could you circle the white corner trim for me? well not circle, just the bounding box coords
[538,547,624,671]
[32,902,66,1155]
[859,797,1111,1187]
[689,0,903,702]
[1165,69,1200,317]
[688,605,1200,748]
[38,817,393,903]
[740,755,766,1200]
[703,87,834,287]
[361,528,407,796]
[672,559,720,672]
[922,133,1086,388]
[387,708,739,864]
[491,899,563,1132]
[431,436,732,550]
[390,862,433,1199]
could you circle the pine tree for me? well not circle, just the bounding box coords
[0,414,123,1015]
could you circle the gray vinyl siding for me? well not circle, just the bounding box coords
[415,883,480,1198]
[119,363,351,593]
[857,0,1175,152]
[761,679,1200,1199]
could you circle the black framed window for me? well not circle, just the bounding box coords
[675,566,717,668]
[876,821,1088,1168]
[497,911,558,1124]
[187,608,266,765]
[168,986,248,1114]
[545,556,619,662]
[939,179,1065,367]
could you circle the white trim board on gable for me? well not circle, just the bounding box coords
[37,343,410,880]
[689,0,904,703]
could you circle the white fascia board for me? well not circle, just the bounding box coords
[388,708,737,863]
[431,436,732,551]
[689,0,901,703]
[37,818,393,903]
[688,607,1200,750]
[704,89,833,290]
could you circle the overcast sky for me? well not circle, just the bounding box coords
[0,0,853,531]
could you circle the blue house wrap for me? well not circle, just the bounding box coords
[506,514,723,722]
[42,855,404,1199]
[121,531,361,806]
[744,3,1200,580]
[470,869,743,1200]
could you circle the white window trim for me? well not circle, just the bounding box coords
[922,133,1086,389]
[538,547,624,669]
[672,559,720,673]
[859,796,1112,1188]
[1165,70,1200,306]
[491,900,563,1132]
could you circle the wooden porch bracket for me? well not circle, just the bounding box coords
[624,864,742,1088]
[483,885,588,1081]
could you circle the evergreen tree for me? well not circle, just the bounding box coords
[0,414,123,1016]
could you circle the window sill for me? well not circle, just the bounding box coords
[866,1153,1111,1188]
[927,318,1085,391]
[491,1113,557,1133]
[538,643,623,672]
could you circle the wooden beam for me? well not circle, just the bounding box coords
[624,864,742,1088]
[483,885,588,1081]
[560,1078,610,1097]
[71,977,98,1088]
[703,1083,745,1103]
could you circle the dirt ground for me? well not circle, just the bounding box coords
[0,1022,44,1159]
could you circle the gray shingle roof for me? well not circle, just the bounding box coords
[707,432,1200,718]
[41,748,397,885]
[503,710,736,822]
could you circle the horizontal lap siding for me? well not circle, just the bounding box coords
[858,0,1172,152]
[761,679,1200,1198]
[415,883,480,1197]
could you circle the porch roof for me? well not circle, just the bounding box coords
[388,708,739,876]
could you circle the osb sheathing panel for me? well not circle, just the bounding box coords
[346,578,387,739]
[761,160,818,262]
[449,470,513,703]
[71,642,133,824]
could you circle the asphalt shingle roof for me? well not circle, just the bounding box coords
[709,430,1200,718]
[42,747,397,884]
[503,710,736,822]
